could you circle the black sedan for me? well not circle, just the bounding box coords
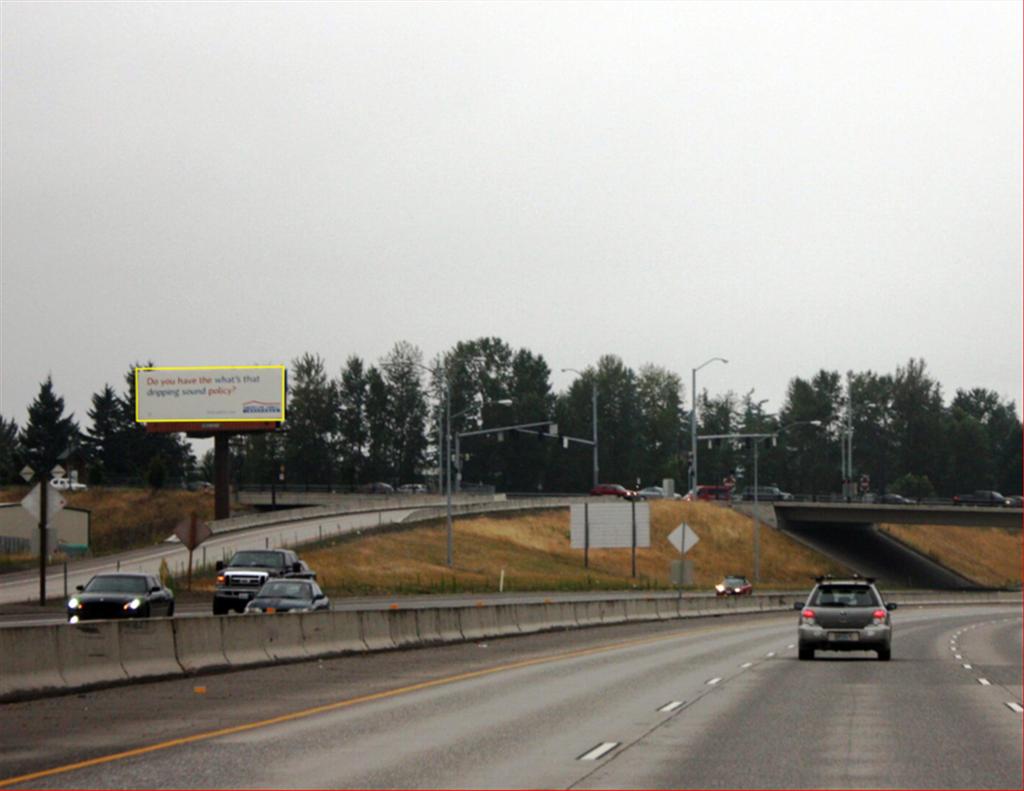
[244,579,330,614]
[67,573,175,623]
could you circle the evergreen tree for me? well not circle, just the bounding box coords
[284,353,338,486]
[0,415,20,484]
[18,376,80,475]
[85,384,122,479]
[337,356,369,485]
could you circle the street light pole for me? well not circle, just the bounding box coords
[691,357,728,495]
[444,376,453,568]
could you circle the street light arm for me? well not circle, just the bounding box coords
[694,356,728,374]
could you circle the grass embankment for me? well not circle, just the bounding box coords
[0,486,251,570]
[879,523,1022,588]
[291,501,851,595]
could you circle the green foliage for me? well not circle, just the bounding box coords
[18,376,80,475]
[147,456,167,491]
[890,473,936,500]
[0,414,19,484]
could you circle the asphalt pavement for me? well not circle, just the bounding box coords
[0,604,1019,789]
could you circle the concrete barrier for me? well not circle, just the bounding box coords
[360,610,396,651]
[514,603,553,634]
[118,618,183,680]
[56,621,127,690]
[331,611,369,652]
[656,598,680,620]
[4,591,1019,702]
[624,598,660,622]
[601,600,628,624]
[412,608,444,644]
[220,616,271,667]
[492,605,521,636]
[263,614,308,661]
[435,607,464,642]
[0,625,64,700]
[388,610,421,648]
[574,601,604,627]
[459,606,501,641]
[173,617,229,674]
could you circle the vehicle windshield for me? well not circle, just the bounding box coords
[84,575,148,593]
[258,581,313,600]
[724,577,747,586]
[810,585,880,607]
[229,551,286,569]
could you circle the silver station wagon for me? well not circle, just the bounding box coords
[795,576,897,661]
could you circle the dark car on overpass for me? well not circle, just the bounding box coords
[67,573,174,623]
[952,490,1011,507]
[795,576,896,661]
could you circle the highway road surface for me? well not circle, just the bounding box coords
[1,604,1019,789]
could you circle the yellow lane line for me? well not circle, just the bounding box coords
[0,618,766,788]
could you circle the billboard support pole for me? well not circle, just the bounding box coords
[631,500,637,578]
[584,502,589,569]
[214,434,230,520]
[39,479,47,605]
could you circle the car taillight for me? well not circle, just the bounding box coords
[801,608,816,624]
[872,609,887,624]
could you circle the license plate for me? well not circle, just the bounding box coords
[241,592,252,599]
[828,632,858,642]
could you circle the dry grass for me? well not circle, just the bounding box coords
[880,523,1022,588]
[302,502,850,594]
[0,486,246,555]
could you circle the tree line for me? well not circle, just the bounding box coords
[1,341,1020,498]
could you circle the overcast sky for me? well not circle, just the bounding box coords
[2,1,1021,438]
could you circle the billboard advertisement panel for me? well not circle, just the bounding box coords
[135,365,285,423]
[570,502,650,549]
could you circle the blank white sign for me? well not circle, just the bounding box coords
[570,502,650,549]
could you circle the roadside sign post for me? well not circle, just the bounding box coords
[174,512,212,591]
[668,522,700,599]
[20,474,67,606]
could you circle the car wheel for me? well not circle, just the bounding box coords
[798,646,815,661]
[877,646,891,661]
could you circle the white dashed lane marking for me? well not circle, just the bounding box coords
[766,652,776,658]
[979,679,992,686]
[740,662,753,669]
[579,742,619,761]
[658,701,684,713]
[706,677,722,686]
[963,664,973,670]
[1006,703,1024,714]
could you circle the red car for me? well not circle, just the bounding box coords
[696,485,733,501]
[715,575,753,596]
[589,483,638,500]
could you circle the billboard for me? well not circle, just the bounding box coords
[135,365,286,423]
[570,502,650,549]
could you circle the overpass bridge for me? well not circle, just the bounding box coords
[769,502,1021,590]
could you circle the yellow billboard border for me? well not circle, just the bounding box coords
[135,365,286,423]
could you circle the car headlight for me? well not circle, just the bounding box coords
[123,598,142,611]
[68,615,79,624]
[715,584,725,593]
[68,597,80,609]
[734,587,743,593]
